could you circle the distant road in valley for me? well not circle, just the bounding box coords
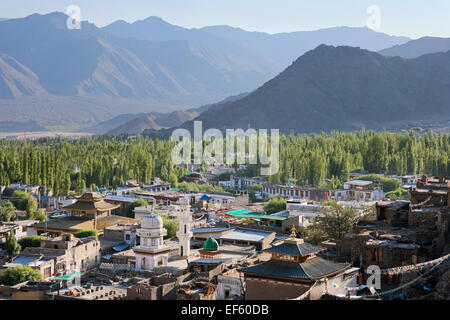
[0,131,92,140]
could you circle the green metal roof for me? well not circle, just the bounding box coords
[54,272,81,281]
[226,209,252,215]
[203,237,219,251]
[186,172,202,176]
[225,209,287,221]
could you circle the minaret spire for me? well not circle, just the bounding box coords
[176,198,192,258]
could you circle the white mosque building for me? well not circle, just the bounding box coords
[133,213,170,271]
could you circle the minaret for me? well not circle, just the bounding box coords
[176,198,192,258]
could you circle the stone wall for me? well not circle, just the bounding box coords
[408,210,437,229]
[176,280,217,300]
[125,283,156,300]
[410,189,448,206]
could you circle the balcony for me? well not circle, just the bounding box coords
[137,229,167,237]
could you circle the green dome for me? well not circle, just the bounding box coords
[202,237,219,252]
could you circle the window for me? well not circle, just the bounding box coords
[43,266,51,278]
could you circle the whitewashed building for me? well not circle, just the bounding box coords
[133,214,170,271]
[329,180,385,202]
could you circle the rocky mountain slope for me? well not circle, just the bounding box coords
[379,37,450,59]
[170,45,450,134]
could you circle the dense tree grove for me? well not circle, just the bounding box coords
[0,135,183,195]
[266,130,449,187]
[0,130,448,195]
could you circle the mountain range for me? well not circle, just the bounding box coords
[0,12,415,128]
[0,12,274,127]
[0,120,46,132]
[82,92,248,134]
[155,45,450,135]
[379,37,450,58]
[199,25,410,69]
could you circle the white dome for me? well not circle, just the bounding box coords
[141,213,163,229]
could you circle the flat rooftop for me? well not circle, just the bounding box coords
[48,284,127,300]
[192,227,230,234]
[32,215,138,232]
[346,180,373,186]
[220,229,273,243]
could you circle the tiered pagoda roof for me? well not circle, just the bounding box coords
[241,226,350,281]
[62,192,120,212]
[264,241,325,256]
[240,256,349,280]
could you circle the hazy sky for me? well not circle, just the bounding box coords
[1,0,449,39]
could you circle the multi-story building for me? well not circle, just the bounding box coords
[14,234,101,277]
[271,199,323,228]
[231,176,266,190]
[329,180,385,202]
[241,227,356,300]
[261,183,328,202]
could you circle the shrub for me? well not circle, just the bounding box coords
[26,208,46,222]
[4,231,21,256]
[385,188,409,200]
[161,216,179,239]
[218,172,233,181]
[12,190,38,212]
[0,266,43,286]
[0,201,16,222]
[126,199,149,218]
[263,196,286,214]
[75,229,98,238]
[18,236,43,249]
